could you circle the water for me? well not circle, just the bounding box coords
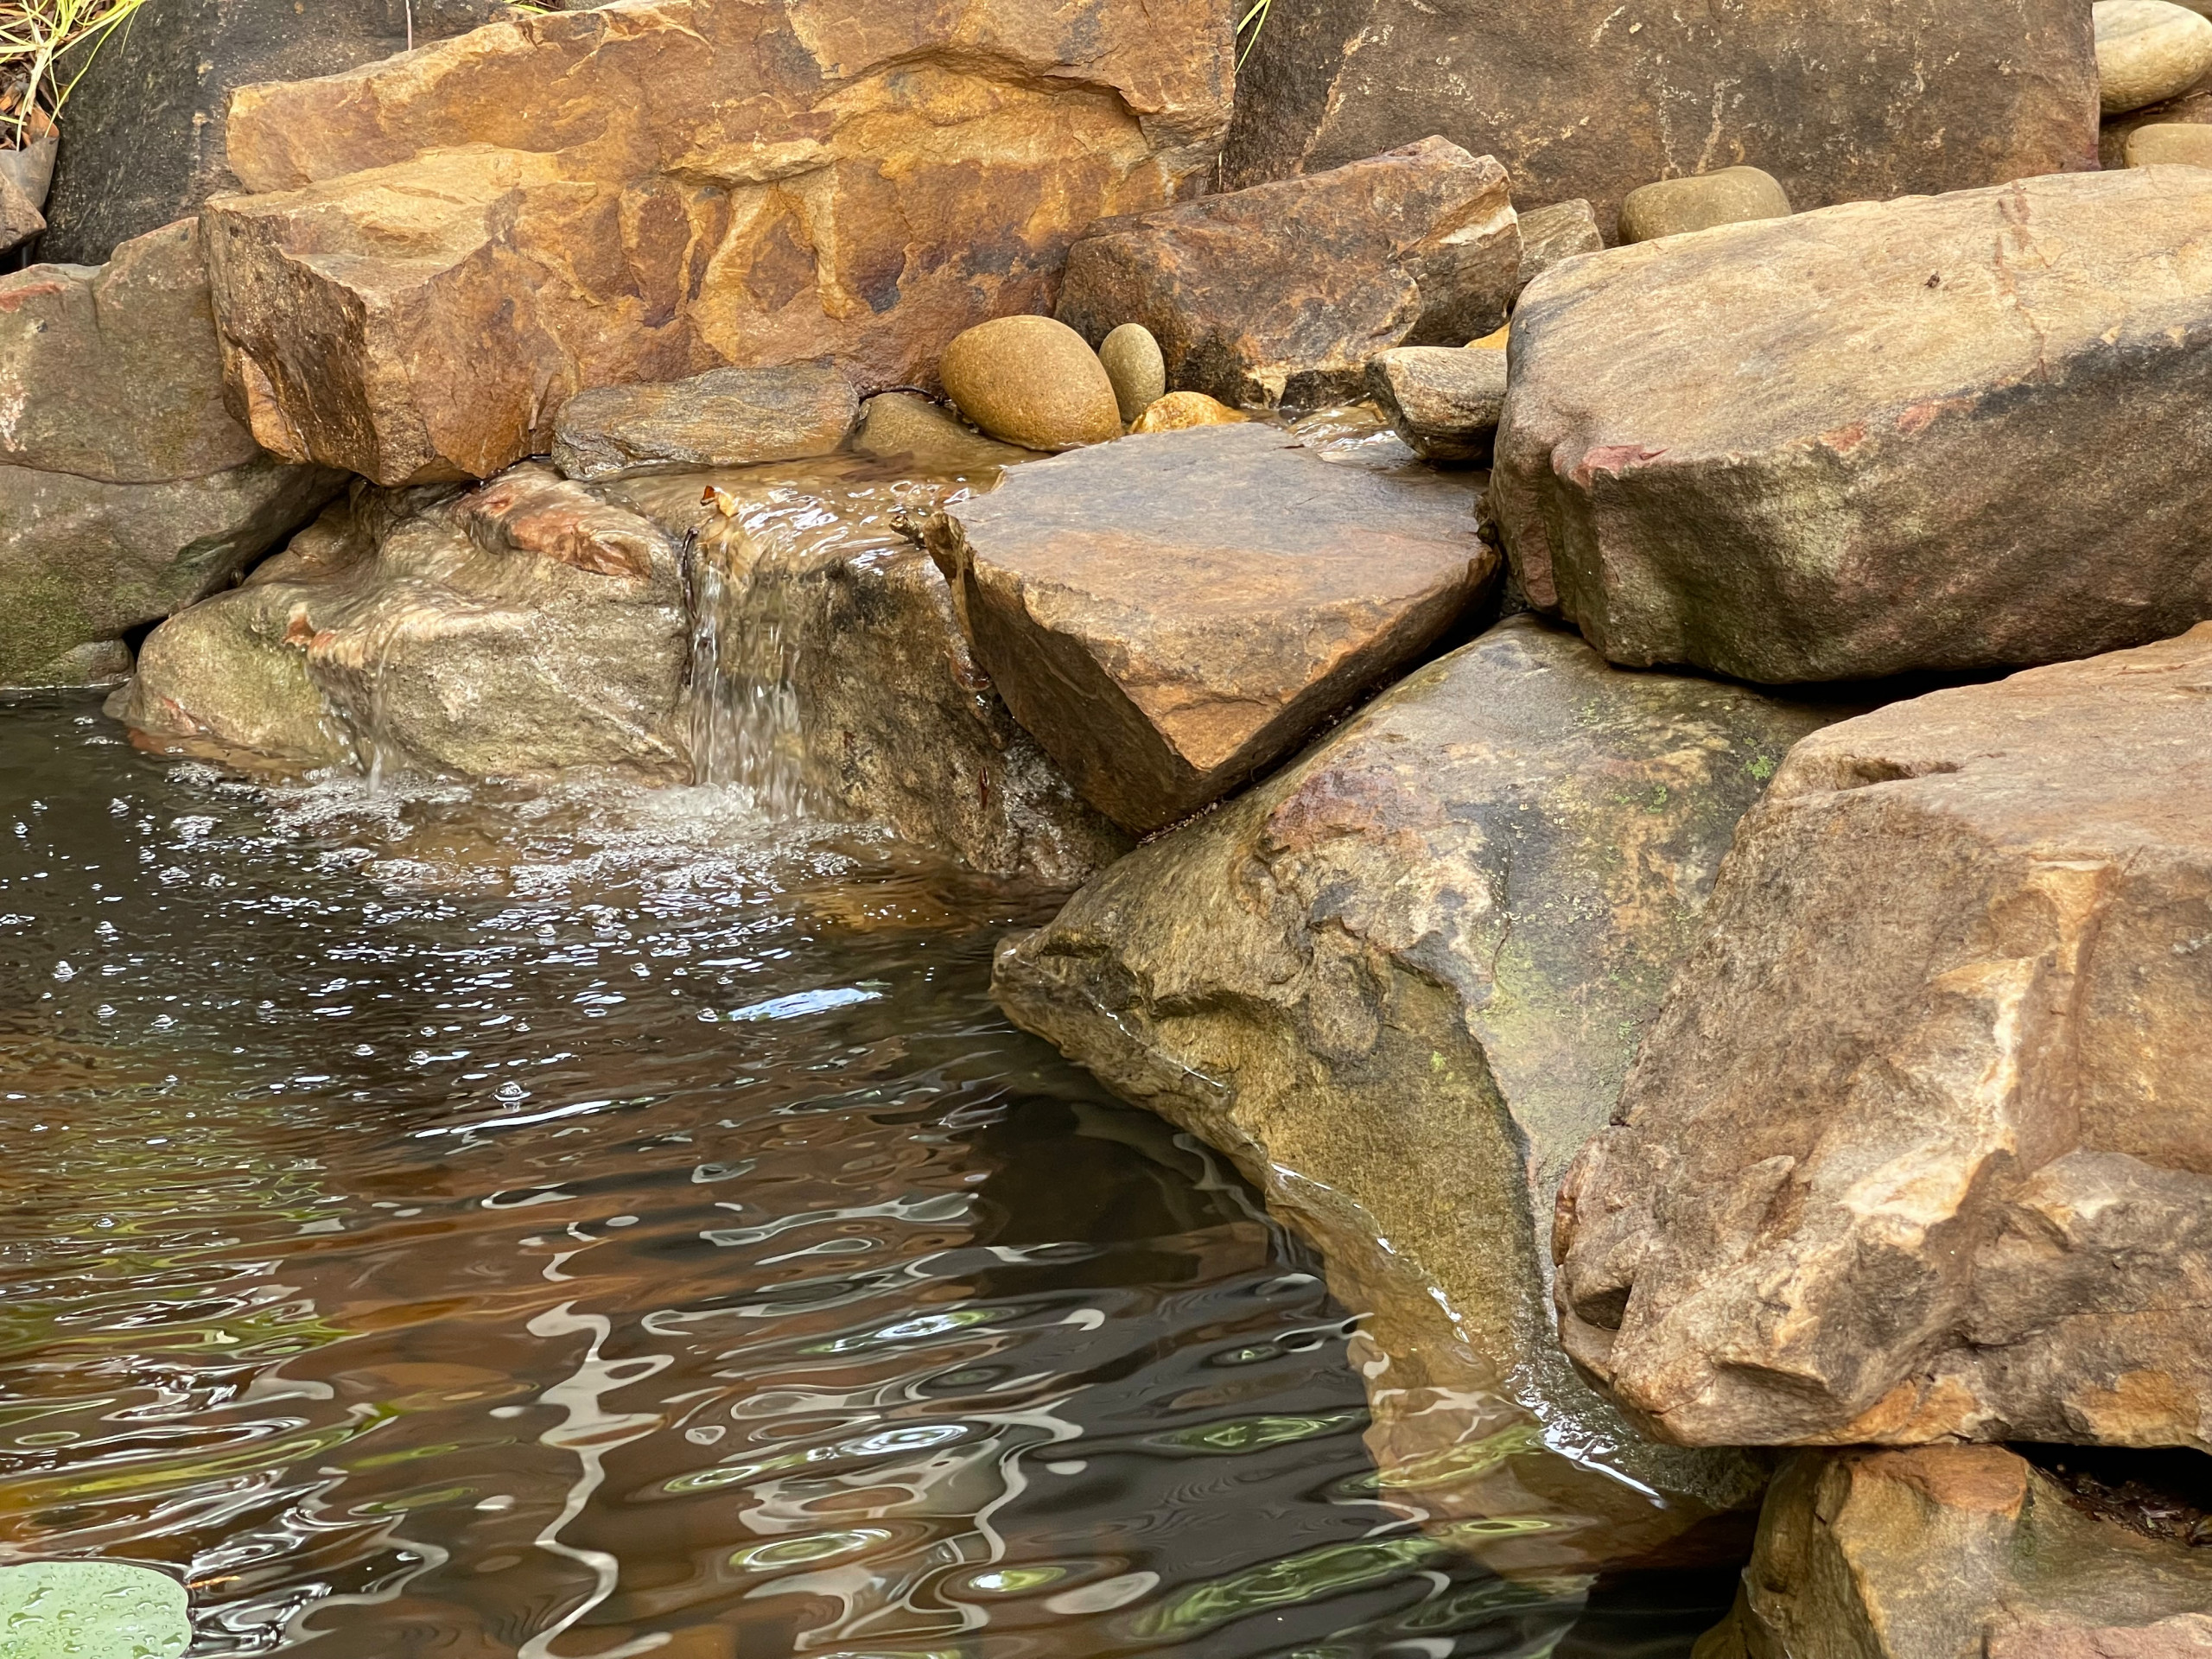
[0,696,1707,1657]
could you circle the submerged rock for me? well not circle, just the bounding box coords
[994,617,1840,1571]
[1494,168,2212,683]
[1056,137,1521,413]
[1556,626,2212,1450]
[551,365,858,482]
[1366,346,1508,462]
[925,421,1495,835]
[938,317,1124,452]
[0,219,341,686]
[2096,0,2212,114]
[202,0,1235,484]
[1616,168,1792,243]
[1218,0,2096,239]
[1697,1446,2212,1658]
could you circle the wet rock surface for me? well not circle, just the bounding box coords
[938,316,1124,452]
[1556,626,2212,1450]
[202,0,1235,485]
[993,617,1841,1570]
[1219,0,2097,238]
[551,365,858,482]
[0,219,341,686]
[1697,1446,2212,1659]
[1055,137,1520,413]
[925,420,1495,834]
[1366,346,1509,462]
[1495,168,2212,683]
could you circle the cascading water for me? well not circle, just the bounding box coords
[677,508,816,817]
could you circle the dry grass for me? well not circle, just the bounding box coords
[0,0,156,145]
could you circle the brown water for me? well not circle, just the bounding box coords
[0,696,1738,1657]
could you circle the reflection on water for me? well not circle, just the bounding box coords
[0,696,1643,1657]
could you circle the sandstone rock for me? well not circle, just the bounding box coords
[849,393,1036,471]
[1366,346,1508,463]
[38,0,501,265]
[1468,322,1510,351]
[2097,0,2212,115]
[925,421,1494,834]
[0,170,44,253]
[550,365,857,482]
[1219,0,2097,240]
[1056,137,1521,413]
[1494,168,2212,684]
[202,0,1236,486]
[2102,83,2212,164]
[2125,120,2212,164]
[1555,625,2212,1450]
[1515,199,1601,288]
[0,219,341,685]
[1617,168,1792,244]
[1128,391,1249,432]
[994,617,1837,1570]
[1698,1446,2212,1659]
[1098,323,1167,425]
[938,317,1123,451]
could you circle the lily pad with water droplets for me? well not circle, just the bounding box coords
[0,1560,191,1658]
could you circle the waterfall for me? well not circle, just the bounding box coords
[678,511,817,817]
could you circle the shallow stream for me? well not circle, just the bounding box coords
[0,697,1719,1656]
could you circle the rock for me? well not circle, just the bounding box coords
[1699,1446,2212,1659]
[1056,137,1521,413]
[1555,625,2212,1450]
[849,393,1037,472]
[925,421,1496,834]
[201,0,1236,486]
[993,616,1839,1571]
[10,641,134,690]
[1128,391,1249,432]
[1515,199,1602,288]
[1366,346,1509,463]
[2097,0,2212,114]
[2101,83,2212,164]
[1097,323,1167,425]
[1494,168,2212,684]
[38,0,503,265]
[938,317,1123,451]
[2125,120,2212,164]
[1617,168,1792,244]
[1467,322,1510,351]
[0,170,45,253]
[1218,0,2097,240]
[0,219,342,685]
[550,365,858,482]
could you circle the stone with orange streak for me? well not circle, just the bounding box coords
[1557,626,2212,1450]
[200,0,1236,486]
[1493,168,2212,683]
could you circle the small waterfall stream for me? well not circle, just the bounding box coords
[677,512,815,815]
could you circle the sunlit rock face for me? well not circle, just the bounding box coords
[200,0,1237,485]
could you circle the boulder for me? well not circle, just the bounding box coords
[923,420,1495,834]
[849,393,1036,471]
[1128,391,1249,432]
[2096,0,2212,115]
[1366,346,1508,463]
[2123,121,2212,163]
[1617,168,1792,244]
[1218,0,2098,240]
[1698,1446,2212,1659]
[1555,625,2212,1450]
[1055,137,1521,413]
[1098,323,1167,425]
[550,365,857,482]
[1494,168,2212,684]
[2101,83,2212,164]
[993,617,1840,1570]
[1514,199,1601,290]
[938,316,1123,451]
[200,0,1236,486]
[37,0,501,265]
[0,219,341,686]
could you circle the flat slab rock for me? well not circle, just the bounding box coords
[1495,168,2212,683]
[1556,623,2212,1451]
[994,617,1837,1572]
[551,365,858,481]
[924,420,1496,835]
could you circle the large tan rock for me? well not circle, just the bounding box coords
[993,618,1840,1572]
[938,316,1122,451]
[0,219,341,685]
[1220,0,2097,239]
[1555,625,2212,1451]
[2097,0,2212,114]
[201,0,1235,486]
[1055,138,1520,412]
[1698,1446,2212,1659]
[923,421,1495,834]
[1494,168,2212,684]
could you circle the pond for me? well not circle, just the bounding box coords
[0,696,1723,1656]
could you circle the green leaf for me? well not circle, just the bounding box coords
[0,1560,191,1659]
